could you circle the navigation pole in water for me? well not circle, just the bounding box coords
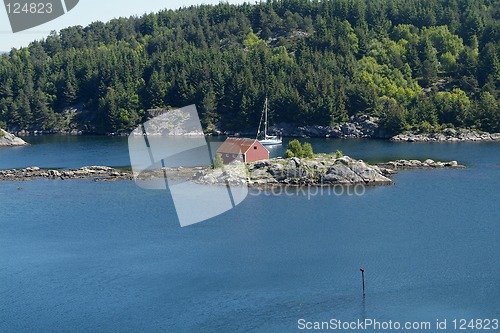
[360,269,365,297]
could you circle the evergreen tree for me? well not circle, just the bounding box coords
[0,0,497,135]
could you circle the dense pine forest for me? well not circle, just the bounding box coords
[0,0,499,135]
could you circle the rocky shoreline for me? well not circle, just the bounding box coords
[237,117,499,142]
[0,129,28,146]
[0,156,464,184]
[270,116,389,139]
[6,118,500,142]
[0,166,132,182]
[391,128,500,142]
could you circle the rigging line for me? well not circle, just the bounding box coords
[256,99,266,140]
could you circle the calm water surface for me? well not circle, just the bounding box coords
[0,136,499,332]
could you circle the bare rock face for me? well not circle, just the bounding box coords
[0,129,27,146]
[247,155,393,186]
[273,115,383,139]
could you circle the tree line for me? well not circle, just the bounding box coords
[0,0,499,135]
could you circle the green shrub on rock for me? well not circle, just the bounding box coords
[302,143,314,158]
[284,140,315,158]
[287,139,303,157]
[212,153,224,169]
[284,149,295,158]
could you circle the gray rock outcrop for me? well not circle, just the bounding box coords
[0,166,131,181]
[220,155,394,186]
[392,128,500,142]
[0,129,27,146]
[272,115,385,139]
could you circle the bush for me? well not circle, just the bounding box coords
[335,150,343,158]
[287,139,303,157]
[212,153,224,169]
[284,149,295,158]
[302,143,314,158]
[417,121,434,133]
[284,140,315,158]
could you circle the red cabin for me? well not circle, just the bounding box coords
[216,138,269,164]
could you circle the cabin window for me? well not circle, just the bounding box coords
[254,146,257,150]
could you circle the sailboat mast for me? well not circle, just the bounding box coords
[264,98,268,137]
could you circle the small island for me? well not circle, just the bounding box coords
[195,139,463,187]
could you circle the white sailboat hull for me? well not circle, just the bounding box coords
[259,137,282,145]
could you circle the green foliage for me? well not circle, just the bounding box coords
[422,26,464,56]
[0,0,498,135]
[212,153,224,169]
[285,140,315,158]
[287,139,303,158]
[302,142,315,158]
[335,150,343,158]
[416,121,435,134]
[377,97,408,136]
[243,31,262,48]
[474,92,500,133]
[440,52,457,73]
[284,149,295,158]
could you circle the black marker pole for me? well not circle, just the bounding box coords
[360,269,365,297]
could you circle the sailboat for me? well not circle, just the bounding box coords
[258,98,282,145]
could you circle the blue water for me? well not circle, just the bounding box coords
[0,136,499,332]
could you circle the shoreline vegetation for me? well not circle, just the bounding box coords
[8,123,500,143]
[0,155,463,185]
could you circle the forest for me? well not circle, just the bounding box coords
[0,0,499,135]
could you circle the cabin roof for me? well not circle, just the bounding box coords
[216,137,263,155]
